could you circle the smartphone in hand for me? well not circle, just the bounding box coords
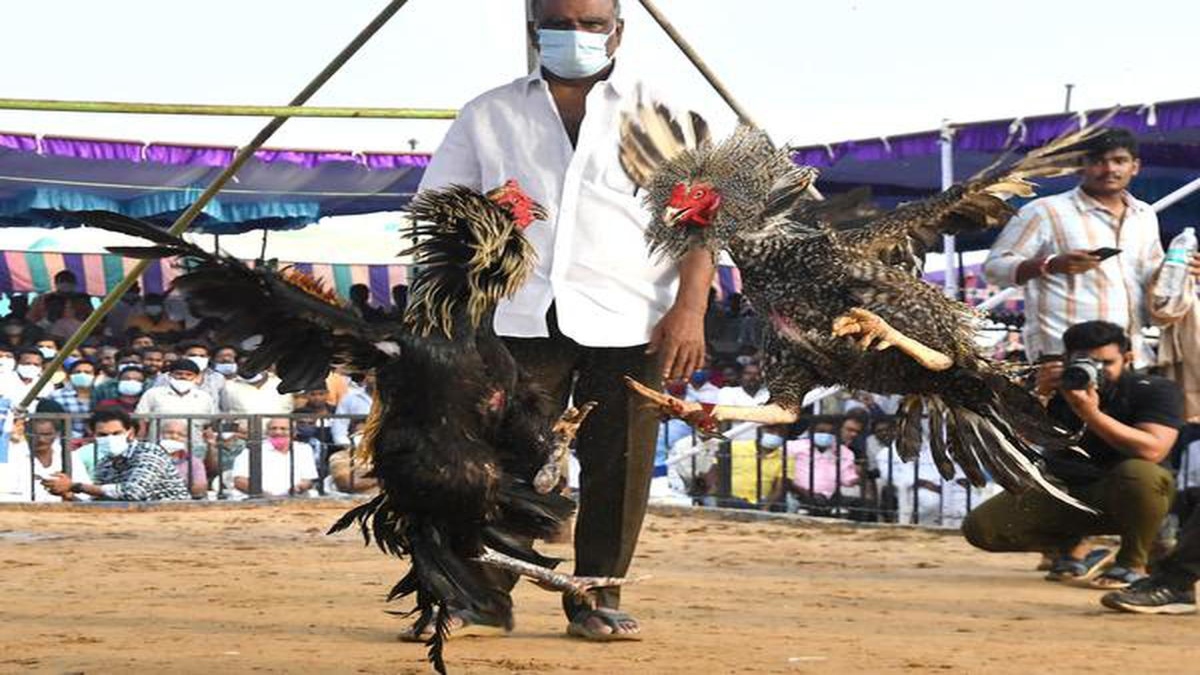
[1090,247,1121,261]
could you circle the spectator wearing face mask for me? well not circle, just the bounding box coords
[152,342,226,404]
[714,423,788,509]
[126,293,182,340]
[158,419,207,499]
[784,420,860,515]
[92,350,143,401]
[95,366,147,415]
[202,420,247,486]
[3,348,50,405]
[41,407,190,501]
[135,359,216,444]
[231,417,318,497]
[48,358,98,437]
[685,367,720,405]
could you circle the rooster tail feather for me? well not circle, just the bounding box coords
[619,95,712,189]
[403,186,538,337]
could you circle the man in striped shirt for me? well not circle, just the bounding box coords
[984,129,1162,366]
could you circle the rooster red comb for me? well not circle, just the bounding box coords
[487,179,549,229]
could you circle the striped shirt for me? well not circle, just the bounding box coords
[983,187,1163,365]
[92,441,191,501]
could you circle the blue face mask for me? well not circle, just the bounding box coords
[812,432,835,448]
[760,433,785,450]
[537,28,615,80]
[69,372,94,389]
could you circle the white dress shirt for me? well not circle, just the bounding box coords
[231,440,318,497]
[418,62,681,347]
[983,187,1164,364]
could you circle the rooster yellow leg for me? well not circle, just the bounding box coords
[831,308,953,372]
[534,402,597,494]
[623,377,800,426]
[476,549,635,605]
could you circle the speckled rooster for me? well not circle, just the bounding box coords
[619,100,1110,508]
[75,181,620,674]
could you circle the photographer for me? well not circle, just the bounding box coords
[963,321,1182,589]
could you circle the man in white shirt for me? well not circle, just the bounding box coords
[221,370,294,415]
[231,417,318,497]
[413,0,713,641]
[135,359,216,445]
[716,362,770,441]
[983,129,1164,365]
[0,418,91,502]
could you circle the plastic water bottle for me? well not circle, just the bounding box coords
[1157,226,1197,301]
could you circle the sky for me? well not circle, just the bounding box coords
[3,0,1200,155]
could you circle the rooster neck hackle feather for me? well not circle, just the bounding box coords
[403,185,539,339]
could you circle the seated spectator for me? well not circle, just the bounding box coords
[92,349,143,401]
[716,361,769,442]
[152,342,226,403]
[129,332,155,352]
[294,387,333,415]
[349,283,386,323]
[723,425,785,509]
[222,368,292,415]
[202,419,248,486]
[138,346,164,382]
[95,345,120,380]
[3,348,51,407]
[327,447,378,494]
[1,319,31,351]
[48,358,98,437]
[94,365,146,415]
[135,359,216,444]
[685,367,721,405]
[331,373,373,447]
[231,418,318,497]
[0,417,90,502]
[126,293,183,339]
[785,420,860,515]
[158,419,207,499]
[963,321,1182,589]
[210,345,240,380]
[27,270,93,340]
[41,407,190,501]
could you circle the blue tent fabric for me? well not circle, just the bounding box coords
[0,132,429,233]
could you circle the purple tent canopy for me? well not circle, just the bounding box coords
[790,96,1200,249]
[0,131,431,234]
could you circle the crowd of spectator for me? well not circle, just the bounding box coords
[0,273,399,503]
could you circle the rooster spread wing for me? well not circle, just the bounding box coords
[77,210,397,391]
[833,119,1113,276]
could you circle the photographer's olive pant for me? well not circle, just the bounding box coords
[962,459,1175,570]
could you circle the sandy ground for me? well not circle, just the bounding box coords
[1,501,1196,675]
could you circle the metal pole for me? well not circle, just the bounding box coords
[636,0,754,126]
[1152,175,1200,213]
[525,0,540,74]
[635,0,823,202]
[1063,84,1075,113]
[940,121,958,299]
[16,0,413,412]
[0,97,456,120]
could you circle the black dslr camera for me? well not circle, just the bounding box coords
[1061,356,1104,391]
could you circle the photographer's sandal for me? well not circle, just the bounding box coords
[1044,548,1116,582]
[1076,566,1147,590]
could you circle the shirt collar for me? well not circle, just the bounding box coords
[524,57,631,97]
[1071,186,1146,216]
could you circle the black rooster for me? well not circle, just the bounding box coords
[76,180,623,674]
